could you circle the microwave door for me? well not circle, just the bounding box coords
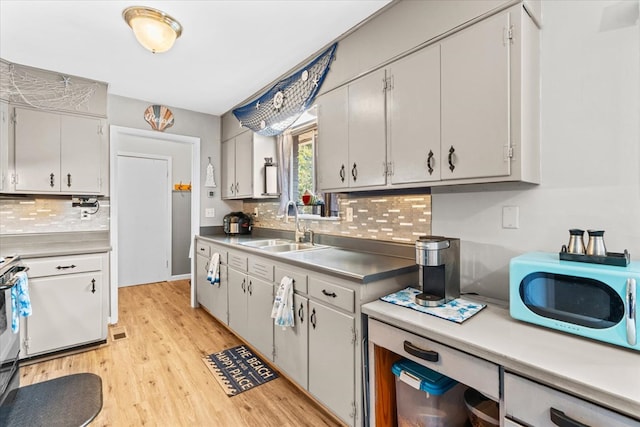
[627,278,637,346]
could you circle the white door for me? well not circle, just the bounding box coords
[117,154,170,287]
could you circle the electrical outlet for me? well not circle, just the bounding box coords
[254,207,259,217]
[346,207,354,222]
[205,208,215,218]
[80,208,91,221]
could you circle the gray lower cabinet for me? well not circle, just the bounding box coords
[227,253,275,360]
[274,292,309,388]
[308,300,356,424]
[195,239,229,324]
[21,253,109,358]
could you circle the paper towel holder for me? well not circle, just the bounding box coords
[262,157,280,197]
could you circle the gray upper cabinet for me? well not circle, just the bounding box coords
[316,85,349,190]
[317,69,386,191]
[388,43,441,184]
[441,10,511,181]
[221,130,276,200]
[11,107,105,194]
[317,4,539,192]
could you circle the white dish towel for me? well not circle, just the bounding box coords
[207,253,220,285]
[11,271,32,333]
[271,276,294,328]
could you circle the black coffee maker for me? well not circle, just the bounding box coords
[414,236,460,307]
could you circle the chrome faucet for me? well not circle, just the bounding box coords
[285,200,305,242]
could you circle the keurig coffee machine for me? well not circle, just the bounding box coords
[414,236,460,307]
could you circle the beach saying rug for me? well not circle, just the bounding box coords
[202,345,278,396]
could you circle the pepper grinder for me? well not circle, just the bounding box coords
[586,230,607,256]
[567,229,586,254]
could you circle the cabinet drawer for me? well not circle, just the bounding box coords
[308,277,354,313]
[275,266,307,294]
[249,258,274,281]
[26,254,103,278]
[504,373,638,427]
[368,318,499,401]
[195,241,211,258]
[228,252,248,271]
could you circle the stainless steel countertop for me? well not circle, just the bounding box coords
[198,234,417,284]
[0,231,111,258]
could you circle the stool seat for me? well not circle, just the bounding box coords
[0,373,102,427]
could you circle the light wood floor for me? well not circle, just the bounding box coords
[20,280,343,426]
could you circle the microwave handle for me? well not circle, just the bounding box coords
[627,278,636,346]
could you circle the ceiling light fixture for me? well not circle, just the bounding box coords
[123,6,183,53]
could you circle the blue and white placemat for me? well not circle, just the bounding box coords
[380,287,486,324]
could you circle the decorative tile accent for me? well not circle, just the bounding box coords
[244,192,431,243]
[0,197,110,234]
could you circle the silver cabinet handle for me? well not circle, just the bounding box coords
[627,278,636,346]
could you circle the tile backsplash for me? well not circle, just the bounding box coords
[0,197,110,234]
[245,192,431,243]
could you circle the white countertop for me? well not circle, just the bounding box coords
[362,299,640,420]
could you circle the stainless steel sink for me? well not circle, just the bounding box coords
[259,243,324,253]
[240,239,292,248]
[240,239,326,253]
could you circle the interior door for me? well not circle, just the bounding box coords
[117,154,170,287]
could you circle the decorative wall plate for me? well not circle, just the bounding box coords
[144,104,175,131]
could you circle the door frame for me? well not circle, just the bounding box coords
[110,126,200,324]
[116,151,172,287]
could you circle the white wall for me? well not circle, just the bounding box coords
[108,94,241,227]
[432,0,640,300]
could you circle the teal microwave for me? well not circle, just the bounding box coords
[509,252,638,351]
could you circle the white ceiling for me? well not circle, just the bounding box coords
[0,0,391,116]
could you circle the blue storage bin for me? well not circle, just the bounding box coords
[392,359,467,427]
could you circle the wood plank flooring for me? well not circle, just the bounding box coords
[19,280,343,426]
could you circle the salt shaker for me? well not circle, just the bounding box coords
[567,229,586,254]
[586,230,607,256]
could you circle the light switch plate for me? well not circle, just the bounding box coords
[502,206,519,229]
[205,208,215,218]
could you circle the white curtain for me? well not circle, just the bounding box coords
[276,130,294,216]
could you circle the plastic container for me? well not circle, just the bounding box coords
[392,359,468,427]
[464,388,499,427]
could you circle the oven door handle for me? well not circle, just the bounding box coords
[0,266,30,291]
[627,278,636,346]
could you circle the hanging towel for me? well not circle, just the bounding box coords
[271,276,294,328]
[207,253,220,285]
[11,271,32,333]
[205,162,216,187]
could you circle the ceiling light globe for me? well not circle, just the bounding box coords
[123,6,182,54]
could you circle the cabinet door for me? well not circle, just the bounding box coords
[14,108,61,192]
[274,294,308,388]
[234,132,253,198]
[195,253,214,314]
[308,301,355,424]
[26,272,103,355]
[441,11,511,180]
[317,86,349,191]
[227,268,248,338]
[210,265,228,324]
[221,139,235,199]
[348,69,386,188]
[60,114,102,193]
[246,276,274,360]
[388,45,441,184]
